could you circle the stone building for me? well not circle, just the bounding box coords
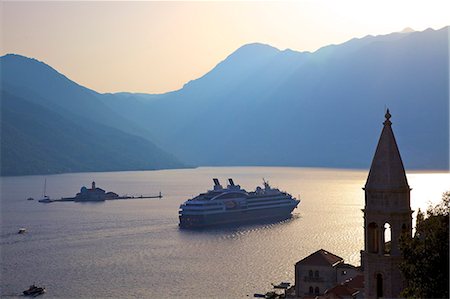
[335,263,361,285]
[295,249,361,297]
[362,109,412,298]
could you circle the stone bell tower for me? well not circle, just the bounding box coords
[362,110,412,298]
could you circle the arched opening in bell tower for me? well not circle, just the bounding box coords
[376,273,383,298]
[383,222,391,254]
[368,222,379,253]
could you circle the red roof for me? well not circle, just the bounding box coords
[343,274,364,290]
[296,249,343,267]
[325,284,359,298]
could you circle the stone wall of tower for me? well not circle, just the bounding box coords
[363,253,405,298]
[364,190,412,256]
[363,188,412,298]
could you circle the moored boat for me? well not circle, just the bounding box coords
[23,284,46,296]
[38,178,52,203]
[38,195,52,203]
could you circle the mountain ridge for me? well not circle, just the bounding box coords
[0,55,186,176]
[98,26,448,170]
[1,26,448,175]
[0,53,158,142]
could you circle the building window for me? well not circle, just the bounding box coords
[315,287,320,295]
[376,273,383,298]
[309,270,313,277]
[309,286,313,294]
[314,270,319,278]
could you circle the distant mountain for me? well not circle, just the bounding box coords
[1,54,154,140]
[0,56,185,176]
[2,27,448,175]
[400,27,415,33]
[102,27,449,170]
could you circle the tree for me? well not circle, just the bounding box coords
[399,191,449,298]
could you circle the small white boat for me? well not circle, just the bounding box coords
[38,195,52,203]
[18,228,27,234]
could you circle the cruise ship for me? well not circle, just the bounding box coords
[179,178,300,228]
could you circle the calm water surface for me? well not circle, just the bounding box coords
[1,167,448,298]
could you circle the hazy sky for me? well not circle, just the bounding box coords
[1,1,449,93]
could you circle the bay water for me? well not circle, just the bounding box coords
[1,167,448,298]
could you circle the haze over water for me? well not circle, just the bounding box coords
[1,167,448,298]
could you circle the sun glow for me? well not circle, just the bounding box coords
[1,1,449,93]
[407,172,450,219]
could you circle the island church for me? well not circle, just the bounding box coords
[291,110,412,298]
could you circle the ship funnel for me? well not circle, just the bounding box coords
[213,178,223,190]
[228,178,235,186]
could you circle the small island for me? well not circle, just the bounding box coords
[41,181,162,203]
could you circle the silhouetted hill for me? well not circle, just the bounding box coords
[1,54,154,141]
[0,90,184,176]
[103,27,449,169]
[2,27,448,174]
[0,55,185,176]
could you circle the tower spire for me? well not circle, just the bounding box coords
[365,109,409,191]
[384,108,391,125]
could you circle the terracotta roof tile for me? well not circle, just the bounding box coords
[343,274,364,290]
[296,249,343,267]
[325,284,359,297]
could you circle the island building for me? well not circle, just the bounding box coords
[291,110,412,298]
[75,181,119,201]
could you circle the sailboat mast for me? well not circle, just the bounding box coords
[43,178,47,197]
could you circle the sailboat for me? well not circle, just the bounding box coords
[38,178,52,203]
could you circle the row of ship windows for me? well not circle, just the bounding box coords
[248,194,288,199]
[183,202,291,212]
[182,207,223,211]
[185,202,222,206]
[248,198,291,204]
[247,201,292,207]
[185,198,290,206]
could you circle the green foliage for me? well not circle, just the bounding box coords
[415,208,425,232]
[427,191,450,217]
[400,191,449,298]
